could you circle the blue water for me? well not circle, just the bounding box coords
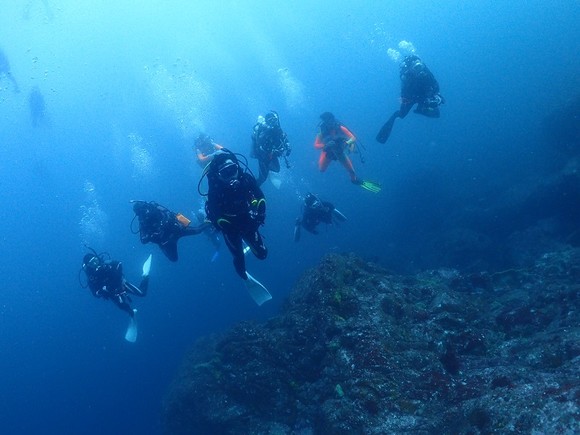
[1,1,579,434]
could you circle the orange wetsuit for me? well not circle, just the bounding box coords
[196,143,224,168]
[314,125,358,182]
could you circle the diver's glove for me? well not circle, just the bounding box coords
[429,94,444,107]
[346,138,356,152]
[96,286,112,298]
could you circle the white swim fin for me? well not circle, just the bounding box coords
[269,172,282,189]
[124,309,138,343]
[294,220,301,242]
[142,254,152,277]
[244,272,272,306]
[332,208,347,223]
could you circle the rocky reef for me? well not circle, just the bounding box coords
[163,249,579,434]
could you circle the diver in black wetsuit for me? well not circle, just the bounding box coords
[81,250,149,317]
[131,200,210,262]
[0,47,19,93]
[376,55,444,144]
[294,193,347,242]
[29,86,46,127]
[250,111,291,186]
[203,149,267,280]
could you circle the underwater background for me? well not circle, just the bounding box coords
[0,1,579,434]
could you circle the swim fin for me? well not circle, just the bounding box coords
[360,180,382,193]
[269,172,282,189]
[376,112,397,144]
[332,208,347,222]
[244,272,272,306]
[142,254,152,277]
[124,309,138,343]
[293,220,301,242]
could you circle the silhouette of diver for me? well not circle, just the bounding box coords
[376,55,444,144]
[29,86,46,127]
[0,48,20,93]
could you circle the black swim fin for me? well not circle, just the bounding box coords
[376,112,398,144]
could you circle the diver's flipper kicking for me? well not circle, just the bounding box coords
[332,208,348,223]
[244,272,272,306]
[124,254,152,343]
[125,309,138,343]
[355,179,382,193]
[376,111,399,144]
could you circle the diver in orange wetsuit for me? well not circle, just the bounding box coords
[314,112,381,193]
[195,133,224,168]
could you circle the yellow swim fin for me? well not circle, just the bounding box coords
[360,180,382,193]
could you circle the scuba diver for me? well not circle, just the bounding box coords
[315,112,381,193]
[80,248,152,342]
[250,110,291,187]
[376,55,444,144]
[0,47,19,93]
[29,85,46,127]
[131,200,211,262]
[199,148,272,305]
[195,133,223,168]
[294,193,347,242]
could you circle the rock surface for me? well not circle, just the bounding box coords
[163,249,580,434]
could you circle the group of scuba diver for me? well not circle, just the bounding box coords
[80,54,443,342]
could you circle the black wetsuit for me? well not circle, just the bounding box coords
[133,201,209,262]
[85,260,147,316]
[377,56,443,144]
[398,61,441,118]
[206,169,267,279]
[300,201,335,234]
[251,122,290,186]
